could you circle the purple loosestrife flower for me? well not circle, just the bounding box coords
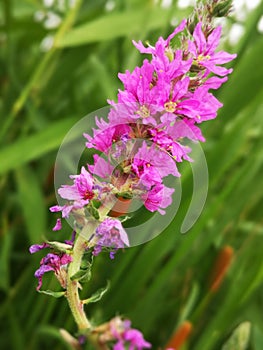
[85,116,132,153]
[88,154,114,179]
[149,128,192,161]
[188,22,237,76]
[50,166,95,220]
[30,243,72,290]
[157,77,200,121]
[166,118,205,142]
[117,60,159,126]
[109,317,151,350]
[132,19,187,56]
[132,142,180,188]
[92,218,129,258]
[193,87,223,122]
[84,117,115,152]
[142,183,174,215]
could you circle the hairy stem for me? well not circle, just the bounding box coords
[66,220,98,330]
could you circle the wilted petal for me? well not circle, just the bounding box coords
[29,243,49,254]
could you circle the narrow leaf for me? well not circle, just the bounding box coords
[0,117,77,175]
[83,281,110,304]
[56,8,189,47]
[38,290,66,298]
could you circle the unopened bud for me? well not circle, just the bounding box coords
[165,321,193,349]
[209,245,234,292]
[210,0,233,17]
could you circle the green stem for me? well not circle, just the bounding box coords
[66,220,98,330]
[65,197,117,348]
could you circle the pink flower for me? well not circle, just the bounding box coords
[123,329,152,350]
[193,87,223,122]
[84,117,115,152]
[157,77,200,121]
[109,317,151,350]
[149,128,192,161]
[117,60,159,125]
[31,250,72,290]
[93,218,129,258]
[132,142,180,189]
[188,22,237,76]
[50,166,95,218]
[132,19,187,55]
[142,183,174,215]
[166,118,205,142]
[88,154,114,179]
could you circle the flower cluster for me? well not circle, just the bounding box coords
[30,12,236,350]
[84,19,236,220]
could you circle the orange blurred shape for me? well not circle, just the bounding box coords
[165,320,193,349]
[109,197,132,217]
[209,245,234,293]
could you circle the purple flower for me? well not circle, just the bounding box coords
[123,329,152,350]
[32,251,72,290]
[192,86,223,122]
[132,142,180,189]
[117,60,160,125]
[88,154,114,179]
[157,77,200,121]
[149,128,192,161]
[50,166,95,218]
[166,118,205,142]
[29,243,50,254]
[84,117,115,152]
[142,183,174,215]
[93,218,129,258]
[188,22,237,76]
[109,317,151,350]
[132,19,186,56]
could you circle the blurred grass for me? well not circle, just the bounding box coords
[1,0,263,349]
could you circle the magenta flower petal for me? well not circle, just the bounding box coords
[206,25,221,54]
[193,22,206,53]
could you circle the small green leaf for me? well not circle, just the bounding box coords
[38,290,66,298]
[47,241,73,253]
[86,204,100,220]
[70,268,91,283]
[83,281,110,304]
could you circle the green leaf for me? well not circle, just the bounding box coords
[70,268,92,283]
[15,165,47,243]
[0,220,12,291]
[0,117,77,175]
[83,281,110,304]
[219,37,263,118]
[38,290,66,298]
[56,7,190,47]
[47,241,73,253]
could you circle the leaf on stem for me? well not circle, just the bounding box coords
[38,290,66,298]
[82,281,110,305]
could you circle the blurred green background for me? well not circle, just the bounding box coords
[1,0,263,349]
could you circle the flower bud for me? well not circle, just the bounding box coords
[210,0,233,18]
